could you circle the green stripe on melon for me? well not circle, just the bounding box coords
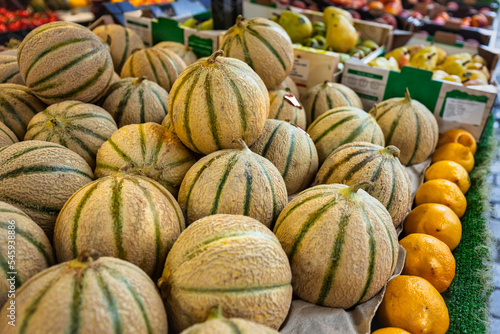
[302,81,363,126]
[250,119,318,195]
[0,201,54,309]
[307,106,385,164]
[0,141,93,239]
[221,16,294,90]
[268,90,306,130]
[169,51,269,155]
[154,41,198,66]
[0,55,24,85]
[0,252,167,333]
[273,184,398,308]
[17,22,114,105]
[315,142,412,227]
[95,122,196,197]
[24,101,118,169]
[101,77,170,128]
[158,214,292,332]
[178,142,287,228]
[121,48,186,93]
[54,174,185,279]
[369,89,439,166]
[0,121,18,148]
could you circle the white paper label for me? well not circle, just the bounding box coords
[125,19,153,47]
[442,98,486,126]
[289,58,310,81]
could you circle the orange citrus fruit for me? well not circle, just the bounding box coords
[372,328,411,334]
[399,233,456,293]
[403,203,462,251]
[415,179,467,218]
[425,160,470,194]
[431,142,474,173]
[437,128,477,154]
[377,275,449,334]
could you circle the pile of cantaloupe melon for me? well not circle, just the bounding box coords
[0,17,440,333]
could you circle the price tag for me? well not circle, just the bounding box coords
[289,58,310,82]
[442,98,486,126]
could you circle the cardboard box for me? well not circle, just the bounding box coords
[125,11,225,57]
[341,32,499,141]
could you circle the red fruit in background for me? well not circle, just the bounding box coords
[412,11,424,19]
[461,16,472,26]
[471,13,489,27]
[447,2,459,11]
[292,0,306,7]
[433,16,446,24]
[375,13,397,28]
[0,24,7,33]
[7,21,21,31]
[479,8,494,16]
[368,1,384,10]
[400,9,411,18]
[384,1,403,15]
[436,12,450,21]
[307,4,319,10]
[351,0,367,10]
[331,0,353,6]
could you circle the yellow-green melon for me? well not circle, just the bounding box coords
[158,214,292,332]
[17,21,114,104]
[274,184,398,308]
[221,16,294,90]
[0,55,24,85]
[315,142,412,227]
[121,48,186,92]
[24,101,118,169]
[269,89,306,130]
[102,77,170,127]
[0,202,54,308]
[0,141,93,239]
[161,113,175,133]
[0,122,18,148]
[180,306,279,334]
[95,122,196,197]
[178,142,287,227]
[276,76,299,99]
[54,174,185,278]
[154,41,198,66]
[169,51,269,155]
[303,81,363,125]
[92,24,145,72]
[0,251,168,333]
[250,119,318,195]
[0,83,46,140]
[370,89,439,165]
[307,106,385,164]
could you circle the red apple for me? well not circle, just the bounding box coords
[471,13,489,27]
[461,16,472,27]
[384,1,403,15]
[433,16,446,24]
[375,13,397,28]
[412,11,424,19]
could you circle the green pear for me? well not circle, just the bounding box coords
[278,11,313,44]
[326,14,358,53]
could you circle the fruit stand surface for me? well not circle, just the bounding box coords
[447,113,497,334]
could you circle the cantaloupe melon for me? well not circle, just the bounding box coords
[0,55,24,85]
[0,201,54,308]
[55,174,185,278]
[0,250,168,333]
[17,21,114,104]
[0,83,46,140]
[121,48,186,92]
[169,51,269,155]
[274,183,398,308]
[0,141,93,239]
[158,214,292,332]
[302,81,363,125]
[0,122,18,148]
[316,142,412,227]
[221,16,294,90]
[276,76,299,99]
[269,89,306,129]
[178,141,287,227]
[155,41,198,66]
[24,100,118,169]
[307,106,385,164]
[92,24,145,72]
[101,77,170,128]
[370,89,439,165]
[180,306,279,334]
[95,123,196,197]
[250,119,318,195]
[161,113,175,133]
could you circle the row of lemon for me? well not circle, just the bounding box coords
[373,129,477,334]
